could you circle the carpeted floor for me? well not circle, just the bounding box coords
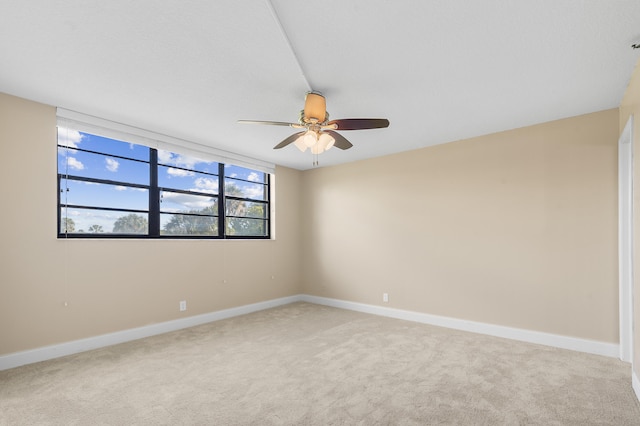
[1,302,639,425]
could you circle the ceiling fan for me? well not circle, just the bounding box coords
[238,91,389,159]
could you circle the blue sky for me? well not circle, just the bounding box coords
[57,129,266,233]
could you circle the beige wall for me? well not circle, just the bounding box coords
[0,90,623,358]
[620,58,640,377]
[301,109,619,343]
[0,92,303,356]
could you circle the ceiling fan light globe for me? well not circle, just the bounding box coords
[318,133,335,151]
[303,130,318,147]
[310,143,324,155]
[294,137,308,152]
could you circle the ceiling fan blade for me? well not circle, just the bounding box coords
[238,120,298,127]
[325,130,353,150]
[327,118,390,130]
[273,131,305,149]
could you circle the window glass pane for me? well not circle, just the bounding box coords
[226,218,268,236]
[60,207,148,234]
[158,150,218,174]
[57,129,149,161]
[225,200,267,219]
[58,147,149,185]
[61,178,148,211]
[160,190,218,215]
[158,165,218,194]
[224,164,266,183]
[225,179,267,201]
[161,213,218,236]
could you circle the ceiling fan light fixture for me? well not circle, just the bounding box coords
[239,91,389,161]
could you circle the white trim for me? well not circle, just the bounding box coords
[0,295,301,371]
[300,295,619,358]
[56,108,276,174]
[1,294,622,371]
[633,370,640,404]
[619,115,634,363]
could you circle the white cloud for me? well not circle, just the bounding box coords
[247,172,260,182]
[67,157,84,170]
[193,177,218,193]
[158,149,212,170]
[167,167,194,177]
[162,191,214,211]
[157,149,174,164]
[174,154,205,169]
[105,158,119,172]
[114,186,146,192]
[57,128,84,148]
[229,181,264,200]
[243,185,264,199]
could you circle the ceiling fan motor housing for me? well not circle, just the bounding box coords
[303,91,327,123]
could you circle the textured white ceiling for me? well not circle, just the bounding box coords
[1,1,639,170]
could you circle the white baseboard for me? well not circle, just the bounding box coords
[0,295,302,371]
[300,294,620,359]
[633,370,640,404]
[0,293,622,371]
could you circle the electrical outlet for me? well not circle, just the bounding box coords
[179,300,187,311]
[383,293,389,303]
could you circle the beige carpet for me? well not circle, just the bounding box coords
[1,302,638,425]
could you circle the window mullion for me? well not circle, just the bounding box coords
[265,174,271,239]
[218,163,225,238]
[57,174,62,235]
[149,149,160,237]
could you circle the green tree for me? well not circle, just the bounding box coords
[61,217,75,233]
[163,203,218,235]
[88,224,103,233]
[161,184,266,236]
[223,183,267,236]
[225,203,266,236]
[113,214,148,234]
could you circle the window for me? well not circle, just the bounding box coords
[57,129,270,239]
[224,164,270,237]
